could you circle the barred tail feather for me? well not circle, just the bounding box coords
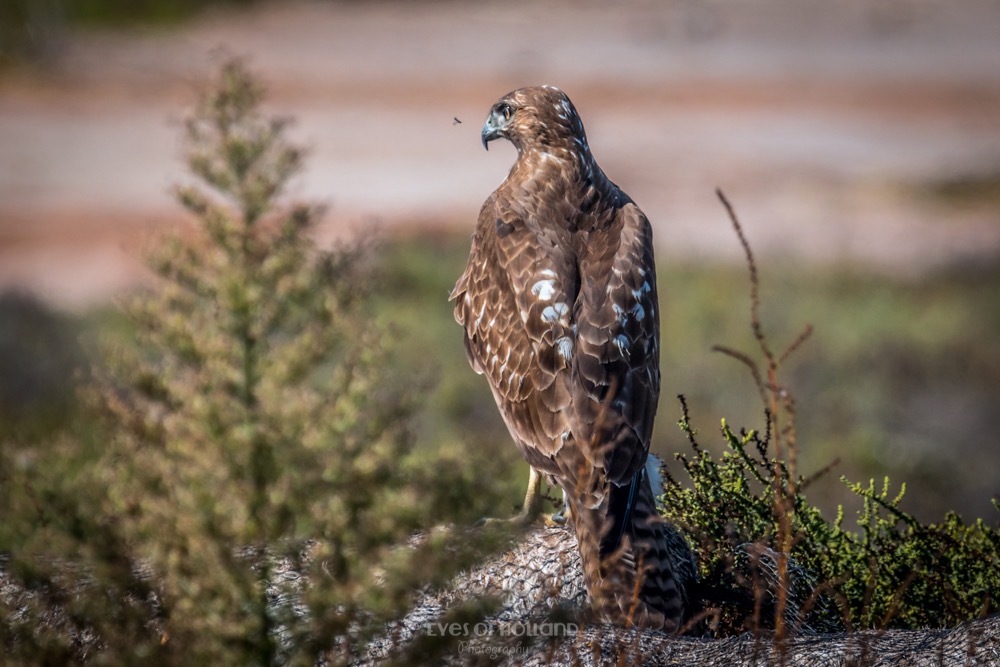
[570,458,695,631]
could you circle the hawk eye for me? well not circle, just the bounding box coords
[498,103,513,121]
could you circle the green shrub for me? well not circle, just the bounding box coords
[1,58,502,666]
[663,193,1000,637]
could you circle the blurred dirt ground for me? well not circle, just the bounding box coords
[1,0,999,308]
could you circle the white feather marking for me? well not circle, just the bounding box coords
[631,282,651,300]
[531,279,556,301]
[542,302,570,325]
[556,336,574,361]
[631,303,645,322]
[539,268,557,278]
[614,334,630,357]
[554,302,570,325]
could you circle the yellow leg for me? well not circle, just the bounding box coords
[517,466,544,521]
[480,466,544,527]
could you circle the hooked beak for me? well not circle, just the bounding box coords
[481,111,504,151]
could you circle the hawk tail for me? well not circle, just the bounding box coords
[599,464,641,559]
[573,456,695,631]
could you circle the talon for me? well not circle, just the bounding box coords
[547,508,567,525]
[477,468,548,529]
[545,487,570,525]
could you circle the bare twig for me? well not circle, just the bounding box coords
[711,344,768,408]
[714,189,813,640]
[779,324,814,365]
[715,188,774,368]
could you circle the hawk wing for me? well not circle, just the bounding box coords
[572,199,661,552]
[574,200,660,482]
[452,189,659,499]
[450,193,579,473]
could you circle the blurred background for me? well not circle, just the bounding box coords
[1,0,998,522]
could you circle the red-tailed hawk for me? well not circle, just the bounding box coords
[451,86,694,630]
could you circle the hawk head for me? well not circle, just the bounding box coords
[481,85,589,155]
